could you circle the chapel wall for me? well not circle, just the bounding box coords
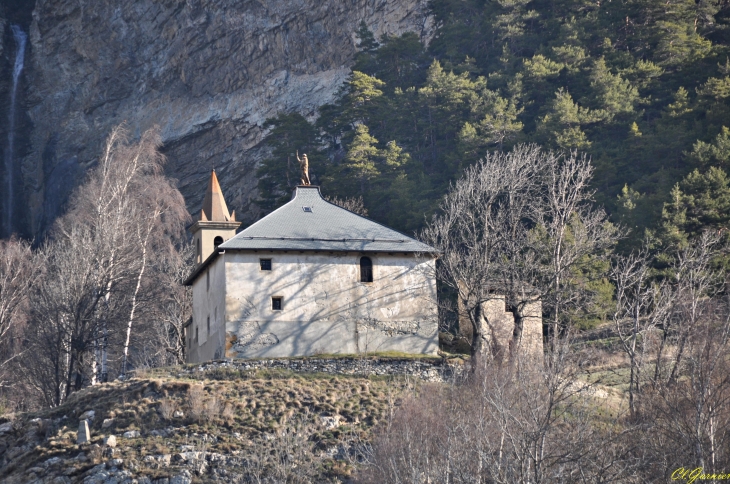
[188,256,228,363]
[221,251,439,359]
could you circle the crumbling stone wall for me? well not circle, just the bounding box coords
[184,356,465,383]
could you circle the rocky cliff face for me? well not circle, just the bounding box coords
[1,0,433,237]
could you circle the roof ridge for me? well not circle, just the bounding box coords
[220,186,436,253]
[317,194,423,244]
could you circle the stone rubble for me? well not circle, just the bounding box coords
[0,356,464,483]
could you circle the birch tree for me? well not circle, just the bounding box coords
[57,125,188,379]
[22,124,188,404]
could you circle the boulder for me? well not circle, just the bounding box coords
[79,410,95,421]
[103,435,116,448]
[0,421,13,434]
[320,415,342,429]
[101,418,114,429]
[143,454,171,468]
[170,469,193,484]
[122,429,140,438]
[43,456,63,467]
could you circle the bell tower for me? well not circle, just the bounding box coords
[190,170,241,264]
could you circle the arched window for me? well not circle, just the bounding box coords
[360,256,373,283]
[196,238,201,263]
[214,236,224,248]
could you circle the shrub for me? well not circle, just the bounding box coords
[159,398,176,421]
[356,348,639,483]
[187,385,205,422]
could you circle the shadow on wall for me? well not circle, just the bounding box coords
[225,317,439,359]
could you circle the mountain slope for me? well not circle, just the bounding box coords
[0,0,433,237]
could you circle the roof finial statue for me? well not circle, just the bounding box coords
[296,150,311,186]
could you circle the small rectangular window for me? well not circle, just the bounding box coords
[271,297,283,311]
[195,327,199,341]
[260,259,272,271]
[207,316,210,335]
[302,206,313,213]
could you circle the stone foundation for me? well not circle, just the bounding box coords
[181,356,465,383]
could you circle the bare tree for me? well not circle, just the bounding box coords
[663,232,725,386]
[610,248,671,416]
[325,195,369,216]
[0,238,43,387]
[639,296,730,477]
[134,243,194,368]
[357,338,642,483]
[52,125,188,380]
[22,230,123,405]
[20,124,189,405]
[422,144,619,359]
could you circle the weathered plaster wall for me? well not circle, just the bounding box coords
[519,300,543,358]
[222,251,438,359]
[482,296,514,360]
[189,256,227,362]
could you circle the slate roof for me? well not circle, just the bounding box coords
[219,186,435,253]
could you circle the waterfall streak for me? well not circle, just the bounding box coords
[3,25,27,237]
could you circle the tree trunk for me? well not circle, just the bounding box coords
[122,238,148,377]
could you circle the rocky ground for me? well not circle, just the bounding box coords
[0,357,461,483]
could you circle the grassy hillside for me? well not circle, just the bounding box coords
[0,348,641,483]
[0,363,424,483]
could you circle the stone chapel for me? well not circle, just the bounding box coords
[183,171,439,362]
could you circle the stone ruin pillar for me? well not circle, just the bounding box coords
[458,294,544,362]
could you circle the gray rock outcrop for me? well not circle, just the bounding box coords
[1,0,433,236]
